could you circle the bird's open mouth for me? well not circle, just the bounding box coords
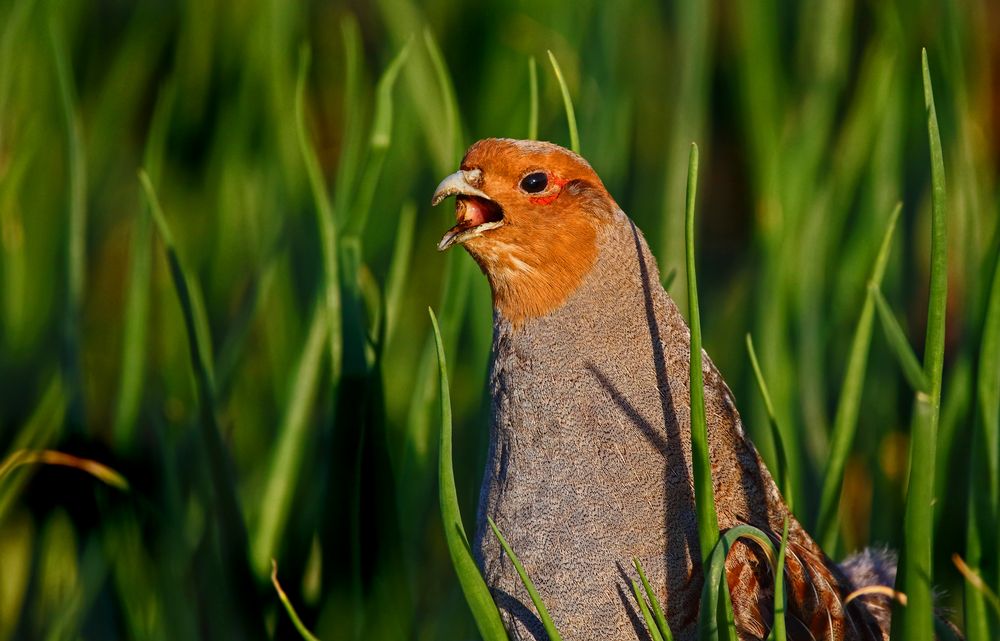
[437,196,504,251]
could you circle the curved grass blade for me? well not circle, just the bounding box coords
[547,50,579,154]
[295,44,343,387]
[817,203,900,548]
[271,560,321,641]
[630,579,664,641]
[872,285,929,393]
[633,558,673,641]
[429,309,507,641]
[527,56,538,140]
[699,524,778,641]
[251,304,329,577]
[745,333,793,511]
[488,517,562,641]
[0,375,66,521]
[891,49,949,641]
[0,449,128,491]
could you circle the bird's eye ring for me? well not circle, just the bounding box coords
[519,172,548,194]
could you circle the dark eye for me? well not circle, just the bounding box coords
[520,172,548,193]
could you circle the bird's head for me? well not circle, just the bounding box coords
[431,138,617,326]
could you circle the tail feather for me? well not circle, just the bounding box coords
[839,547,897,639]
[839,547,898,590]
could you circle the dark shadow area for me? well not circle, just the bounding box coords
[494,588,546,641]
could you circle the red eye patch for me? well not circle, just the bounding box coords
[529,176,569,205]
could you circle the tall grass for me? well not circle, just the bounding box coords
[0,2,998,640]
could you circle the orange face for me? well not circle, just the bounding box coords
[431,138,618,326]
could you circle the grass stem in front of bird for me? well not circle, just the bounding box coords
[633,558,673,641]
[631,578,664,641]
[488,517,563,641]
[766,517,789,641]
[745,334,792,512]
[430,309,508,641]
[699,525,777,641]
[684,142,718,561]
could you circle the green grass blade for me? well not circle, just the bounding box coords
[977,229,1000,529]
[488,517,562,641]
[140,170,264,638]
[699,525,777,641]
[527,56,538,140]
[271,560,321,641]
[429,309,507,641]
[332,14,363,228]
[633,558,673,641]
[662,268,678,293]
[872,285,930,393]
[966,230,1000,641]
[657,0,711,309]
[891,49,949,641]
[397,15,476,501]
[547,50,579,154]
[345,37,412,238]
[295,44,343,387]
[817,203,901,548]
[425,29,463,165]
[684,142,719,563]
[953,554,1000,621]
[113,80,175,448]
[251,304,328,577]
[50,16,87,427]
[384,202,416,347]
[745,333,793,511]
[630,579,664,641]
[767,518,789,641]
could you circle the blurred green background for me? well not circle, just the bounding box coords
[1,0,998,639]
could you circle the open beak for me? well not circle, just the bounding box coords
[431,169,505,251]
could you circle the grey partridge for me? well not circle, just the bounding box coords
[431,138,896,641]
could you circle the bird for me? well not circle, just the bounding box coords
[431,138,898,641]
